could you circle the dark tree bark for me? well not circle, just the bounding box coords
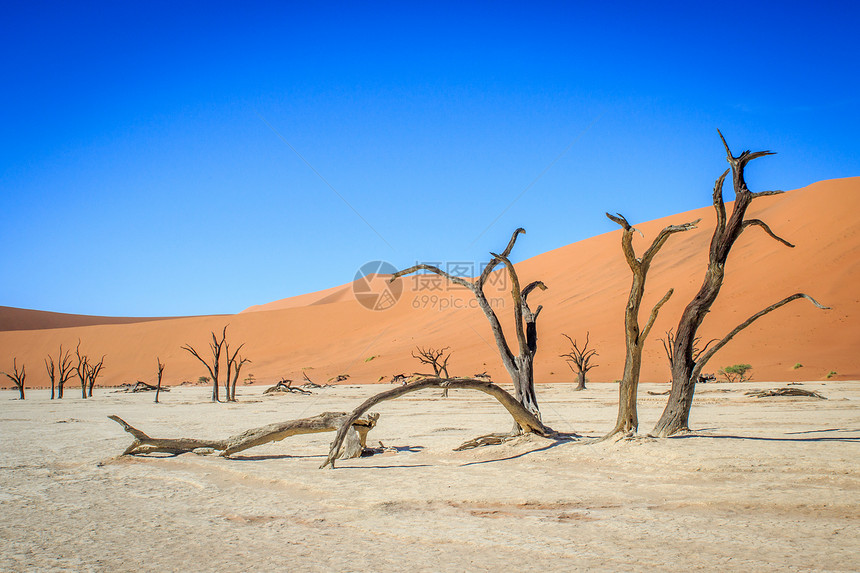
[560,332,599,390]
[154,358,165,404]
[652,132,830,437]
[3,358,26,400]
[391,228,547,427]
[604,213,699,438]
[182,326,228,402]
[320,377,554,469]
[109,411,379,459]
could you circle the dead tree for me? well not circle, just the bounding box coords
[45,345,75,399]
[223,340,247,402]
[181,326,228,402]
[560,332,599,390]
[228,353,250,402]
[605,213,699,438]
[109,411,379,459]
[391,228,548,426]
[2,359,26,400]
[412,346,452,396]
[320,377,554,469]
[86,356,105,397]
[264,379,312,395]
[652,132,830,437]
[75,340,90,400]
[154,358,165,403]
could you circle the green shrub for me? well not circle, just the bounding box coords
[793,363,803,369]
[718,364,753,383]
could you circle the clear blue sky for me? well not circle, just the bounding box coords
[2,1,857,316]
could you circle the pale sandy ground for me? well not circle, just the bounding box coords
[1,381,857,572]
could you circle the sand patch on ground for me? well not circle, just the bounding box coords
[1,381,857,571]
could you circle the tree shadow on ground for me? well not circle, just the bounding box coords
[458,433,580,467]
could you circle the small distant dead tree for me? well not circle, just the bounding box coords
[264,379,312,395]
[652,132,830,437]
[2,358,26,400]
[45,345,75,399]
[560,332,599,391]
[412,346,451,396]
[154,358,165,403]
[182,326,228,402]
[74,341,105,399]
[87,356,105,397]
[604,212,699,438]
[391,228,548,429]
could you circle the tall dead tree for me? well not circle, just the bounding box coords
[560,332,598,391]
[154,357,165,404]
[391,228,548,427]
[3,359,26,400]
[652,132,829,437]
[182,326,228,402]
[45,345,75,399]
[412,346,451,396]
[605,213,699,438]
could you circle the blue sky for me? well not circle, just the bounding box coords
[2,1,857,316]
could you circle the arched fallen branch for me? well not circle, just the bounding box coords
[320,377,555,469]
[109,411,379,458]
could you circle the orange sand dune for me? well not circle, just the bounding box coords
[1,177,857,389]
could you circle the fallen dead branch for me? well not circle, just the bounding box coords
[109,411,379,458]
[745,388,826,399]
[263,379,313,395]
[320,377,555,469]
[116,381,170,393]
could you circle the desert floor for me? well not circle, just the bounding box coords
[1,381,857,572]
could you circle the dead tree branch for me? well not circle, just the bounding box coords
[320,377,554,469]
[109,412,379,459]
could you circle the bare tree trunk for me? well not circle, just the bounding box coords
[603,213,697,439]
[652,132,829,437]
[154,358,165,404]
[109,411,379,459]
[320,377,554,469]
[575,371,586,391]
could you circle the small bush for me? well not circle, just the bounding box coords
[197,376,210,384]
[793,363,803,369]
[826,370,837,379]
